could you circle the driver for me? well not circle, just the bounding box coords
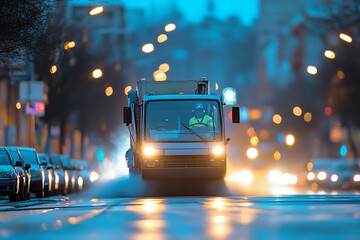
[189,103,214,128]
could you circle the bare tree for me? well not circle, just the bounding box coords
[0,0,54,64]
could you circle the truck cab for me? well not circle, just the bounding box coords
[124,79,239,180]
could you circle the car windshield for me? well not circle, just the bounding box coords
[20,151,39,165]
[145,100,222,142]
[9,150,22,165]
[0,150,11,165]
[50,155,63,167]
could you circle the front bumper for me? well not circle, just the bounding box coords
[0,179,17,195]
[141,167,226,180]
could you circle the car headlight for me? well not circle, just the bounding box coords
[317,171,327,181]
[307,172,315,181]
[354,174,360,182]
[212,146,224,156]
[0,172,13,179]
[331,174,338,182]
[143,146,158,156]
[90,171,99,182]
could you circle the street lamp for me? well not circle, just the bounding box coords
[50,65,57,74]
[165,23,176,32]
[324,50,335,59]
[339,33,352,43]
[142,43,154,53]
[157,34,168,43]
[105,86,113,96]
[92,69,103,79]
[307,66,317,75]
[90,6,103,15]
[285,134,295,146]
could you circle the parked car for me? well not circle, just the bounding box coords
[6,147,31,200]
[18,147,45,198]
[49,154,69,195]
[38,153,56,196]
[59,155,78,193]
[72,159,90,189]
[0,147,21,202]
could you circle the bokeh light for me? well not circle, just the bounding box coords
[142,43,154,53]
[153,70,167,81]
[324,50,335,59]
[273,151,281,161]
[246,147,258,159]
[157,34,168,43]
[339,33,352,43]
[159,63,170,72]
[165,23,176,32]
[89,6,103,15]
[124,86,132,95]
[285,134,295,146]
[105,86,113,96]
[304,112,312,122]
[307,66,317,75]
[273,114,282,124]
[50,65,57,74]
[293,106,302,116]
[92,69,103,78]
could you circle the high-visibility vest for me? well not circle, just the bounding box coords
[189,115,214,128]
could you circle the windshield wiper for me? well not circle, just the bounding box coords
[181,123,207,142]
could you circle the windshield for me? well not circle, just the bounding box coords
[145,100,222,142]
[20,150,39,165]
[0,150,11,165]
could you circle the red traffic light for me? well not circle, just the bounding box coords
[35,102,45,113]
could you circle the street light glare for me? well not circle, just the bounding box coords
[250,136,259,146]
[273,114,282,124]
[105,86,113,96]
[157,34,168,43]
[285,134,295,146]
[339,33,352,43]
[304,112,312,122]
[124,86,132,95]
[153,70,167,81]
[307,66,317,75]
[324,50,335,59]
[247,147,258,159]
[50,65,57,74]
[90,6,103,15]
[293,106,302,116]
[142,43,154,53]
[16,102,21,110]
[165,23,176,32]
[159,63,170,72]
[92,69,103,78]
[273,151,281,161]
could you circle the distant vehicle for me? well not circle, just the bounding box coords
[18,147,45,198]
[73,160,92,189]
[38,153,55,196]
[58,155,78,193]
[6,147,31,200]
[70,159,85,191]
[123,79,239,180]
[0,147,21,202]
[49,154,69,195]
[307,158,360,189]
[331,161,360,189]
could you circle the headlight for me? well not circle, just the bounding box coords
[331,174,338,182]
[354,174,360,182]
[212,146,224,156]
[307,172,315,181]
[0,172,13,179]
[143,159,160,168]
[143,146,158,156]
[90,171,99,182]
[317,171,327,181]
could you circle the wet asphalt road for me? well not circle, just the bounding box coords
[1,189,360,240]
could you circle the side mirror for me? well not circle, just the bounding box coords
[15,161,23,167]
[232,106,240,123]
[123,107,131,125]
[25,164,31,170]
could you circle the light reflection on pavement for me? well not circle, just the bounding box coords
[0,192,360,240]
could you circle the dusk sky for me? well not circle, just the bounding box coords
[123,0,260,25]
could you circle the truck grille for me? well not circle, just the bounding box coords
[163,157,208,168]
